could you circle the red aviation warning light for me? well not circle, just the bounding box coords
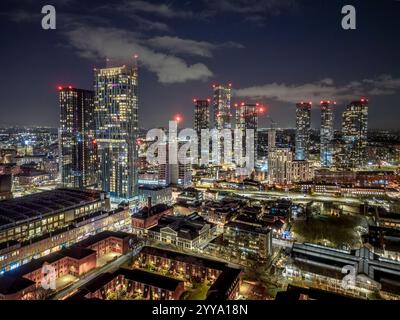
[92,139,97,145]
[193,98,197,103]
[57,86,63,91]
[174,115,182,123]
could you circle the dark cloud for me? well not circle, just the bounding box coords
[66,25,213,83]
[235,75,400,103]
[146,36,244,57]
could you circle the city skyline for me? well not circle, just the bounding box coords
[2,0,400,304]
[0,0,400,130]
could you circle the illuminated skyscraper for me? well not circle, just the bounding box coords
[194,99,210,163]
[194,99,210,134]
[235,102,259,160]
[268,128,276,152]
[212,83,232,165]
[342,98,369,168]
[295,102,312,161]
[320,100,335,167]
[59,86,98,189]
[94,65,139,201]
[267,148,292,184]
[213,83,232,130]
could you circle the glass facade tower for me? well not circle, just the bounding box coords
[59,87,98,189]
[295,102,312,161]
[94,65,139,201]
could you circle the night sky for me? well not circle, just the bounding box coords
[0,0,399,129]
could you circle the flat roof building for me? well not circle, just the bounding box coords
[146,213,216,250]
[287,242,400,298]
[137,246,242,300]
[0,230,133,300]
[67,267,185,300]
[0,189,109,244]
[0,205,131,274]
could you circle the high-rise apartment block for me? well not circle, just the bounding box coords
[59,86,97,189]
[320,100,335,167]
[194,99,210,162]
[342,98,368,168]
[235,102,259,160]
[94,65,139,201]
[213,84,232,130]
[295,102,312,161]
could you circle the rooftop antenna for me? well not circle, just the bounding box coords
[133,54,139,68]
[268,117,276,130]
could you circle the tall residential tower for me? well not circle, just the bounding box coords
[194,99,210,133]
[235,102,259,160]
[295,102,312,161]
[213,83,232,130]
[342,98,369,168]
[94,65,139,201]
[194,99,210,163]
[320,100,335,167]
[59,86,98,189]
[212,83,233,165]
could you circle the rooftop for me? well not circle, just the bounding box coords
[149,213,211,240]
[0,275,35,296]
[140,246,227,271]
[275,285,357,301]
[378,211,400,221]
[118,268,183,291]
[138,185,171,191]
[225,220,271,235]
[0,188,106,228]
[7,246,96,279]
[134,203,172,219]
[207,267,241,300]
[68,267,184,299]
[75,230,131,248]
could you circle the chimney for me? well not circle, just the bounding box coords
[148,196,152,209]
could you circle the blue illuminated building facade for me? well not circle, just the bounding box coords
[295,102,311,161]
[320,101,335,167]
